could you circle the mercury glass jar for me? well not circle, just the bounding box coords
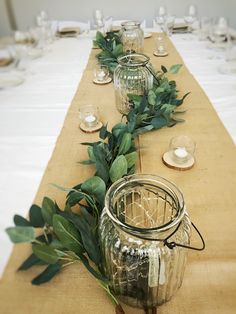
[114,53,153,114]
[99,174,192,309]
[120,21,144,53]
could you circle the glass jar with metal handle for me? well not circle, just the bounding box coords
[99,174,197,309]
[120,21,144,53]
[113,53,153,114]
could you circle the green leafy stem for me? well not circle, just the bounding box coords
[6,31,190,313]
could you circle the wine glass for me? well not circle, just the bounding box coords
[199,17,212,41]
[184,4,198,33]
[94,9,104,29]
[155,6,167,31]
[211,17,229,47]
[165,15,175,36]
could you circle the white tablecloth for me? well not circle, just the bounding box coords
[0,31,235,276]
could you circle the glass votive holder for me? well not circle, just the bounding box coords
[170,135,196,164]
[79,104,102,132]
[154,36,168,57]
[93,64,111,84]
[163,135,196,170]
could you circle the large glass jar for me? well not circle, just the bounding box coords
[120,21,144,53]
[114,53,153,114]
[99,174,192,309]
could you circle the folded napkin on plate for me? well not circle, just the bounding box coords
[58,22,81,37]
[57,20,90,36]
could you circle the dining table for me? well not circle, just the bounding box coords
[0,28,236,314]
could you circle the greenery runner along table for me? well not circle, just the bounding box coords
[0,35,236,314]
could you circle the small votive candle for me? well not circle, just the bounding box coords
[94,64,109,82]
[79,104,99,128]
[170,135,196,165]
[155,36,167,54]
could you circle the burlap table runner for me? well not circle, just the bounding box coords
[0,35,236,314]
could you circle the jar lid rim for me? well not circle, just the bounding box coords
[121,20,141,27]
[117,53,150,67]
[105,174,185,234]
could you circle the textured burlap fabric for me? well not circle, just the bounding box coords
[0,35,236,314]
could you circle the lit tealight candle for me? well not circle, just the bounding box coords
[84,114,96,125]
[158,45,165,53]
[173,147,188,163]
[97,70,106,81]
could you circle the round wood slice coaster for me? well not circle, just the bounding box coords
[79,121,103,133]
[93,77,112,85]
[153,51,168,57]
[162,151,195,171]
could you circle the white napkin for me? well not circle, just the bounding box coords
[58,21,90,33]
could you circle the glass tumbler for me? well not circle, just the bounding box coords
[99,174,192,309]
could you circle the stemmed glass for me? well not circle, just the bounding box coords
[184,4,198,37]
[199,17,212,41]
[208,17,229,60]
[94,9,104,32]
[155,6,167,32]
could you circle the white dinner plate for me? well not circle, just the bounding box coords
[0,72,24,89]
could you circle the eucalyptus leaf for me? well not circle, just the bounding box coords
[112,123,127,138]
[134,125,154,136]
[31,263,61,285]
[81,176,106,207]
[6,226,35,243]
[148,90,156,106]
[124,151,138,168]
[41,197,56,226]
[13,215,31,227]
[99,124,109,140]
[169,64,182,74]
[66,191,84,207]
[72,215,101,264]
[151,116,168,129]
[32,243,58,264]
[112,43,123,57]
[161,65,168,73]
[29,204,45,227]
[53,215,83,254]
[18,253,47,271]
[118,133,132,155]
[93,144,109,183]
[109,155,128,183]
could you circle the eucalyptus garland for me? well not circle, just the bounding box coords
[6,31,189,313]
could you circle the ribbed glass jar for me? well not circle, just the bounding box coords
[99,174,191,309]
[120,21,144,53]
[114,53,153,114]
